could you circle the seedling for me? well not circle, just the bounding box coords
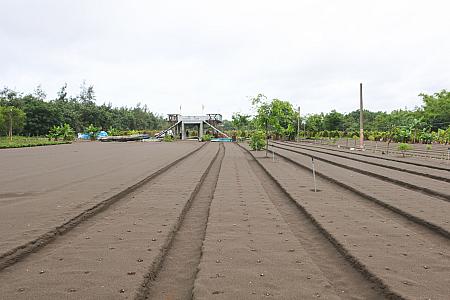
[398,143,413,158]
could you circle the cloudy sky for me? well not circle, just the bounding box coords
[1,0,449,119]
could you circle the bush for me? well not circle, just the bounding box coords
[163,135,174,142]
[47,123,75,141]
[398,143,413,157]
[202,134,213,141]
[250,131,266,151]
[85,124,100,140]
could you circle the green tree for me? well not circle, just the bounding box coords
[323,110,344,131]
[0,106,26,139]
[420,90,450,130]
[269,99,297,138]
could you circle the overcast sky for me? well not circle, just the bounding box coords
[1,0,449,119]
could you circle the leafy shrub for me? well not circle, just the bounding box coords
[163,135,174,142]
[47,123,75,141]
[202,134,213,141]
[107,127,122,136]
[250,131,266,151]
[398,143,413,157]
[85,124,100,140]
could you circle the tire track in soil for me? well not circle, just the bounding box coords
[136,143,225,300]
[274,141,450,183]
[0,143,207,272]
[266,146,450,240]
[242,143,450,299]
[238,144,385,300]
[270,143,450,202]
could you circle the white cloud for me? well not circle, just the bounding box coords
[1,0,449,119]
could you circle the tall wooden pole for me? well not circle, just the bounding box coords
[297,106,300,142]
[9,107,13,141]
[359,83,364,149]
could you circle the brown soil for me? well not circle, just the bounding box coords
[0,141,448,299]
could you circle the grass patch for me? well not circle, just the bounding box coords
[0,136,71,149]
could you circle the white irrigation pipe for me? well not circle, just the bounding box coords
[311,157,317,192]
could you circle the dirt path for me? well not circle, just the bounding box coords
[193,143,346,299]
[0,143,219,299]
[245,143,450,299]
[240,145,384,299]
[139,143,225,300]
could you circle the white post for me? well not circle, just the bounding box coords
[447,147,450,164]
[312,157,317,192]
[359,83,364,150]
[181,121,185,140]
[272,150,275,162]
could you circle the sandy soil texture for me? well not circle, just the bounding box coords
[0,142,219,299]
[0,142,201,257]
[1,140,448,299]
[245,143,450,299]
[270,142,450,235]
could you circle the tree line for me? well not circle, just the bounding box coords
[229,90,450,144]
[0,83,166,137]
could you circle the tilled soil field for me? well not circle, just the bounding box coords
[0,141,448,299]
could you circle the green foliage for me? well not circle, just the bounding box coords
[0,136,69,149]
[0,106,26,137]
[323,110,344,131]
[163,135,174,142]
[85,124,100,140]
[107,127,122,136]
[420,90,450,130]
[0,85,166,137]
[231,113,251,131]
[47,123,75,141]
[251,94,297,139]
[202,134,213,141]
[398,143,413,157]
[250,131,266,151]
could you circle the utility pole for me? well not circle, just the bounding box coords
[297,106,300,142]
[9,107,13,141]
[359,83,364,149]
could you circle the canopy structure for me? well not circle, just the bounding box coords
[156,114,229,140]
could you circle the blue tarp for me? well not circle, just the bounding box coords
[77,131,108,140]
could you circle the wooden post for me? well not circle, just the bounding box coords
[9,108,13,141]
[359,83,364,149]
[297,106,300,142]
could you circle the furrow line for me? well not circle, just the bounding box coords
[292,140,450,171]
[275,141,450,183]
[270,143,450,202]
[0,143,207,272]
[239,145,386,299]
[135,143,224,300]
[267,146,450,239]
[237,143,403,300]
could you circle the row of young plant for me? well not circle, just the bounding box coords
[299,126,450,144]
